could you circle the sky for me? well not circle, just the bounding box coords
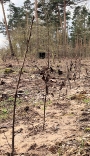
[0,0,90,48]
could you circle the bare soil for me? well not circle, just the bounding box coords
[0,57,90,156]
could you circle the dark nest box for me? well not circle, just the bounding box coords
[38,52,46,59]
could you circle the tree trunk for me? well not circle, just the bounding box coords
[1,0,14,56]
[35,0,39,54]
[63,0,66,57]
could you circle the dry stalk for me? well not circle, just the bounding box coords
[11,16,34,155]
[59,78,66,98]
[42,72,50,130]
[66,63,71,89]
[85,68,88,76]
[43,85,47,130]
[78,58,81,79]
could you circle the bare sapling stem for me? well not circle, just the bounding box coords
[42,72,49,130]
[11,16,34,156]
[43,84,47,130]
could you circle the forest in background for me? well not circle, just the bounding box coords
[0,0,90,59]
[0,1,90,156]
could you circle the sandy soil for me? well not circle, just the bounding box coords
[0,57,90,156]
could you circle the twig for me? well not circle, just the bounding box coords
[3,131,11,149]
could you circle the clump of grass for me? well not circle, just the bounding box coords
[4,68,14,74]
[0,114,8,120]
[0,96,22,121]
[83,98,90,104]
[8,96,15,102]
[0,108,8,120]
[70,94,86,100]
[7,96,22,105]
[84,127,90,132]
[2,108,8,114]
